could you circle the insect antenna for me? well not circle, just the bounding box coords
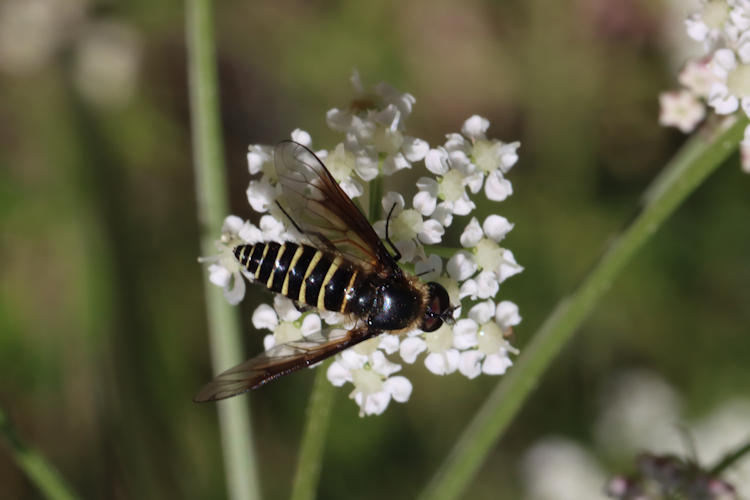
[384,202,402,262]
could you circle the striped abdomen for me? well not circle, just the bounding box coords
[234,242,360,314]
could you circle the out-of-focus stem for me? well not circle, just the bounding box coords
[289,360,336,500]
[419,116,748,500]
[186,1,261,499]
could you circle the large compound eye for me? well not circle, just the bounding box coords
[421,282,451,332]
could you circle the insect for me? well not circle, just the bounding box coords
[194,140,455,402]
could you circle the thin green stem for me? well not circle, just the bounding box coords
[369,172,384,222]
[710,440,750,476]
[186,1,261,499]
[290,360,336,500]
[419,116,748,500]
[0,406,80,500]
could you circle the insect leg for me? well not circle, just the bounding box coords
[384,202,402,262]
[276,201,304,233]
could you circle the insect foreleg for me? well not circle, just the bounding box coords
[384,202,402,262]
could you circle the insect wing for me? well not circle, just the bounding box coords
[193,326,376,402]
[274,140,394,273]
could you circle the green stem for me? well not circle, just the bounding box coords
[0,406,80,500]
[186,1,261,499]
[290,360,336,500]
[419,115,748,500]
[710,440,750,476]
[369,173,384,222]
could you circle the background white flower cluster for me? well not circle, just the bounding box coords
[521,370,750,499]
[206,73,523,416]
[660,0,750,172]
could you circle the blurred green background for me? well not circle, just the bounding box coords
[1,0,749,498]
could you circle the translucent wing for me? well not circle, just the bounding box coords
[194,326,378,402]
[274,140,395,274]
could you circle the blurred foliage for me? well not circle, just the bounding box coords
[1,0,748,499]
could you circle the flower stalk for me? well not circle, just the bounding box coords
[290,360,336,500]
[710,440,750,476]
[419,115,748,500]
[185,1,260,499]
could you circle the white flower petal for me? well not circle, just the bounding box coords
[394,239,417,263]
[460,217,483,247]
[273,295,301,321]
[465,172,484,194]
[485,171,513,201]
[378,334,400,355]
[497,249,524,282]
[425,148,449,175]
[354,154,379,181]
[458,350,483,379]
[340,178,364,199]
[414,254,442,281]
[495,301,521,327]
[340,349,368,370]
[713,48,737,74]
[382,153,410,175]
[223,271,246,305]
[446,251,477,281]
[384,376,412,403]
[450,195,476,216]
[459,278,478,300]
[370,351,402,377]
[432,203,454,227]
[418,219,444,244]
[238,222,262,243]
[483,215,514,242]
[499,142,520,172]
[482,352,513,375]
[686,16,709,42]
[326,108,352,132]
[208,263,231,288]
[399,336,427,364]
[424,350,459,375]
[381,191,405,213]
[290,128,312,146]
[469,300,496,325]
[246,178,277,213]
[413,190,437,217]
[327,360,352,386]
[475,270,500,299]
[453,319,479,349]
[402,136,428,162]
[222,215,245,234]
[263,333,276,350]
[358,390,391,416]
[461,115,490,140]
[300,314,322,337]
[252,303,278,330]
[247,145,271,175]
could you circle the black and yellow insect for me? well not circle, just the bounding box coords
[194,140,455,402]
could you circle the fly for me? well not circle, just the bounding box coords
[195,140,455,402]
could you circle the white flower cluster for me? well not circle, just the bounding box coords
[205,73,523,416]
[522,370,750,499]
[660,0,750,172]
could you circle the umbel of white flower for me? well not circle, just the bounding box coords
[203,73,523,416]
[661,0,750,172]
